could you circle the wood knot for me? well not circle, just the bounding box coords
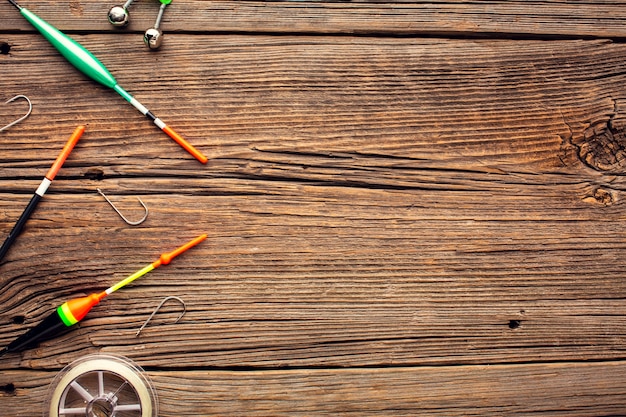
[583,187,616,206]
[577,120,626,172]
[0,43,9,55]
[1,383,15,395]
[69,0,85,17]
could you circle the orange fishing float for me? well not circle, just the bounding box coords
[0,234,207,356]
[0,125,85,263]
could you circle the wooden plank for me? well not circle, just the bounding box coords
[2,362,626,416]
[0,34,624,173]
[2,1,626,38]
[0,189,625,370]
[1,34,625,180]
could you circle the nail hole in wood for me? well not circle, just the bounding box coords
[508,320,521,329]
[84,168,104,181]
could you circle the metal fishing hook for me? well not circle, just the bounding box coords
[97,188,148,226]
[136,296,186,336]
[0,95,32,132]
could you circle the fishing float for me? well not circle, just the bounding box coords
[6,0,208,164]
[0,125,85,264]
[0,233,207,356]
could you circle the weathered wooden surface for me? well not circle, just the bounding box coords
[2,1,626,416]
[4,1,626,38]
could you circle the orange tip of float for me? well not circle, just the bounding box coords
[45,125,85,181]
[153,234,207,267]
[162,126,208,164]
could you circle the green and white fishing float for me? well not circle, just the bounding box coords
[7,0,208,163]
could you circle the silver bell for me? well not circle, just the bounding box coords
[144,28,163,50]
[107,5,130,26]
[144,2,168,50]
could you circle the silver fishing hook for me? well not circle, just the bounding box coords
[136,296,186,336]
[97,188,148,226]
[0,95,32,132]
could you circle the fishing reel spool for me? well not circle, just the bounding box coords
[108,0,172,50]
[46,354,158,417]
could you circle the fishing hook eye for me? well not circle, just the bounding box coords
[97,188,148,226]
[0,95,32,132]
[136,296,186,336]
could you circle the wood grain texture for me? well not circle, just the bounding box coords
[3,362,626,416]
[1,1,626,416]
[2,1,626,38]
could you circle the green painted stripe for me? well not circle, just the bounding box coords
[114,84,133,103]
[57,303,78,327]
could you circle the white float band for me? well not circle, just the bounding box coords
[35,177,52,197]
[154,118,166,129]
[130,97,150,115]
